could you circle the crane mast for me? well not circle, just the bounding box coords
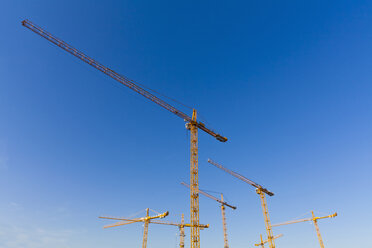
[143,208,150,248]
[207,159,276,248]
[22,20,227,248]
[188,110,200,248]
[257,188,274,248]
[180,214,186,248]
[220,194,228,248]
[312,211,324,248]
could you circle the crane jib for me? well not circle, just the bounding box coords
[22,19,227,143]
[207,159,274,196]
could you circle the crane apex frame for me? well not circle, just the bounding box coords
[22,19,228,248]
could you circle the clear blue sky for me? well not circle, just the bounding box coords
[1,1,371,247]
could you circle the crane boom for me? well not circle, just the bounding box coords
[150,221,209,229]
[99,210,169,228]
[207,159,274,196]
[181,182,237,209]
[271,212,337,227]
[271,218,310,227]
[100,216,208,228]
[21,19,227,143]
[100,209,168,248]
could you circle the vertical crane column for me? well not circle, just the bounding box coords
[257,189,275,248]
[259,234,264,248]
[142,208,150,248]
[180,214,186,248]
[312,211,325,248]
[189,109,200,248]
[220,194,228,248]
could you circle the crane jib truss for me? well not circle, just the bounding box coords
[207,159,273,196]
[21,20,227,143]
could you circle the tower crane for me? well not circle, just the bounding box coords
[101,212,209,248]
[99,208,169,248]
[207,159,276,248]
[271,211,337,248]
[22,20,227,248]
[181,182,236,248]
[255,234,283,248]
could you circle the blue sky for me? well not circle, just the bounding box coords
[1,1,372,247]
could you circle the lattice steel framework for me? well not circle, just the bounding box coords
[189,110,200,248]
[22,20,227,248]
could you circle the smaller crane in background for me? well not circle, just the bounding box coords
[100,211,209,248]
[272,211,337,248]
[255,234,283,248]
[149,213,209,248]
[181,182,236,248]
[207,159,276,248]
[99,208,168,248]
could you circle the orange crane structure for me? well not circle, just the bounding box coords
[100,208,169,248]
[100,211,209,248]
[272,211,337,248]
[255,234,283,248]
[207,159,276,248]
[22,20,227,248]
[181,182,236,248]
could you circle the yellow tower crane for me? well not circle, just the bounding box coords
[99,208,169,248]
[255,234,283,248]
[207,159,276,248]
[272,211,337,248]
[100,211,209,248]
[181,182,236,248]
[22,20,228,248]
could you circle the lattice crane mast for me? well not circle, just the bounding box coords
[22,20,228,248]
[99,208,169,248]
[181,182,236,248]
[272,211,337,248]
[255,234,283,248]
[207,159,276,248]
